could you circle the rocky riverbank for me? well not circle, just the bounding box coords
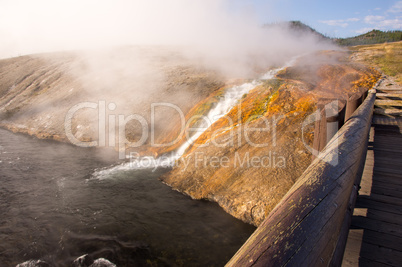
[0,48,380,226]
[157,50,381,226]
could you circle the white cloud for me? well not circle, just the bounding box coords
[319,18,359,28]
[388,1,402,13]
[378,18,402,28]
[363,15,402,29]
[320,20,348,27]
[364,15,386,24]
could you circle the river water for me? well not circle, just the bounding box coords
[0,128,255,266]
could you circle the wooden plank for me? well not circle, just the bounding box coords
[374,147,402,153]
[342,229,363,267]
[370,179,402,191]
[372,117,401,126]
[374,137,402,144]
[372,158,402,165]
[373,167,402,177]
[378,87,402,94]
[376,88,402,92]
[359,184,373,196]
[359,257,398,267]
[374,109,402,116]
[372,148,402,153]
[372,144,402,150]
[370,184,402,199]
[376,93,402,98]
[351,216,402,237]
[354,207,402,225]
[370,161,402,170]
[362,193,402,207]
[360,230,402,251]
[359,242,402,267]
[373,142,402,147]
[373,138,402,145]
[372,148,402,154]
[374,130,402,135]
[373,174,402,186]
[355,197,402,215]
[374,125,402,131]
[375,100,402,107]
[374,138,402,144]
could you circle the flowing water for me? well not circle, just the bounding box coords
[0,129,255,266]
[1,57,301,266]
[98,61,296,178]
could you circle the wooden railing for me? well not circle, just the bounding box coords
[226,84,380,266]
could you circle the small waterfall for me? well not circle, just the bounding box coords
[92,57,298,179]
[174,80,260,158]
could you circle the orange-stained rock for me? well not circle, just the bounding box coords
[160,51,381,226]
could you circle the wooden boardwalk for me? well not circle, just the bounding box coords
[342,77,402,266]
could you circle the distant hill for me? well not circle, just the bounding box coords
[287,21,328,39]
[264,21,330,42]
[335,30,402,46]
[264,21,401,47]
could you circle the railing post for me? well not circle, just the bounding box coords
[326,99,346,144]
[313,99,346,161]
[345,93,362,122]
[313,103,327,158]
[361,89,369,102]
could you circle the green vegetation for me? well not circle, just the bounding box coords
[336,30,402,46]
[264,21,401,47]
[350,41,402,84]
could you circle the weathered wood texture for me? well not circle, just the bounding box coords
[342,124,402,267]
[313,99,346,160]
[342,76,402,267]
[345,94,363,122]
[226,92,376,267]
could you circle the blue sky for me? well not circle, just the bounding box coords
[232,0,402,38]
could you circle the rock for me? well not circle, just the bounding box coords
[90,258,116,267]
[72,255,116,267]
[16,260,50,267]
[72,254,94,267]
[161,53,382,226]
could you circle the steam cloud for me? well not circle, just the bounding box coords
[0,0,335,76]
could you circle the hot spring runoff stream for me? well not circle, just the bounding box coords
[0,59,298,266]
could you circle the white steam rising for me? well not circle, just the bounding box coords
[0,0,335,76]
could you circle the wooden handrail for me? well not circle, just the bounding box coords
[226,90,376,267]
